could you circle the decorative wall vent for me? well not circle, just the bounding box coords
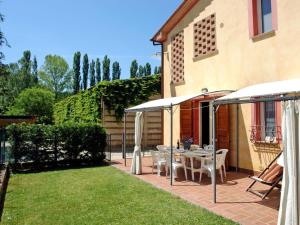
[171,31,184,84]
[194,14,217,59]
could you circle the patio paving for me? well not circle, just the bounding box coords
[112,156,279,225]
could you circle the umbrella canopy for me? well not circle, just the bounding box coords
[131,112,144,174]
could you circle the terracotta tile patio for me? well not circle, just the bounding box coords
[112,157,279,225]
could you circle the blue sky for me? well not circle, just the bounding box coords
[1,0,182,79]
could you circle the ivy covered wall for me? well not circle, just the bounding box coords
[54,75,161,124]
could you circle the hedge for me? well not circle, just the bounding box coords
[7,123,107,170]
[54,74,161,124]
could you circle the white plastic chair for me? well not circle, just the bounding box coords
[204,144,214,151]
[150,150,166,176]
[165,153,185,182]
[199,153,226,183]
[216,149,228,178]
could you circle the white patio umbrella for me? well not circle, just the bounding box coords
[278,100,300,225]
[130,112,144,175]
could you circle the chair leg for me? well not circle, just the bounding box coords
[199,171,203,183]
[157,164,161,176]
[223,165,226,178]
[191,159,195,181]
[220,169,224,183]
[152,162,154,174]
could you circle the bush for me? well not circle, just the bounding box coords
[6,87,55,124]
[7,123,107,171]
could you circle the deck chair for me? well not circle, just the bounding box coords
[246,152,283,199]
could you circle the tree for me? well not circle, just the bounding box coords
[19,50,32,89]
[82,54,89,89]
[138,65,144,77]
[112,61,121,80]
[89,60,96,87]
[6,87,55,124]
[32,56,38,84]
[0,12,9,66]
[38,55,72,99]
[144,63,151,76]
[102,55,110,81]
[130,60,138,78]
[73,51,81,94]
[96,58,101,83]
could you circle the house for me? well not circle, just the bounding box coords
[151,0,300,173]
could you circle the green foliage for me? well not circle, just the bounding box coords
[73,51,81,94]
[54,74,161,123]
[38,55,72,98]
[6,87,55,124]
[138,65,144,77]
[112,61,121,80]
[7,123,107,170]
[144,62,151,76]
[102,55,110,81]
[96,58,101,83]
[90,60,96,87]
[19,50,33,89]
[130,59,138,78]
[0,11,9,65]
[82,54,89,90]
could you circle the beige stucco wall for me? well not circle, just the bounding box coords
[162,0,300,171]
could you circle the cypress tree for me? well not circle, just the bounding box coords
[102,55,110,81]
[73,51,81,94]
[82,54,89,89]
[19,50,32,89]
[144,63,151,76]
[32,56,38,84]
[96,58,101,83]
[90,60,96,87]
[130,60,138,78]
[138,65,144,77]
[112,61,121,80]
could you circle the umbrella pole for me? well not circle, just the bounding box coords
[212,104,217,203]
[170,104,173,186]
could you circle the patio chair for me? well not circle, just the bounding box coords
[204,144,214,151]
[150,150,166,175]
[246,152,283,199]
[199,153,225,183]
[216,149,229,178]
[165,153,185,182]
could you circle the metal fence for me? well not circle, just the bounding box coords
[0,128,6,164]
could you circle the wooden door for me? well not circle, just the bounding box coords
[192,100,199,145]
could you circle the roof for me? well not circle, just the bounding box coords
[125,90,232,112]
[151,0,199,43]
[215,79,300,104]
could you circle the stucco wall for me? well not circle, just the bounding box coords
[162,0,299,171]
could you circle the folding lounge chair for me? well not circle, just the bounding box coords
[246,152,283,199]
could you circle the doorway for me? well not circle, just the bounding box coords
[201,102,210,146]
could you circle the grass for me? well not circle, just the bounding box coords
[1,166,237,225]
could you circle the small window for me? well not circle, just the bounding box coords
[248,0,277,38]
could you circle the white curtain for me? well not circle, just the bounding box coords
[278,100,300,225]
[131,112,144,175]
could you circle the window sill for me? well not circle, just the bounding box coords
[193,50,219,62]
[253,140,279,145]
[251,30,276,42]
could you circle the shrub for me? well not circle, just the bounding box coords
[6,87,55,124]
[7,123,107,171]
[54,74,161,123]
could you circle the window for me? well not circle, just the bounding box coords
[262,101,276,137]
[248,0,277,38]
[171,31,184,84]
[251,101,281,143]
[193,14,217,59]
[261,0,272,33]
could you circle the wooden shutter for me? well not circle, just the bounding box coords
[192,100,199,145]
[271,0,278,30]
[180,101,192,141]
[275,102,282,142]
[248,0,258,37]
[216,105,230,150]
[251,103,261,141]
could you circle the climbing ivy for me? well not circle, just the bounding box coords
[54,75,161,123]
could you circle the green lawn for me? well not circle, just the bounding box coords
[1,166,237,225]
